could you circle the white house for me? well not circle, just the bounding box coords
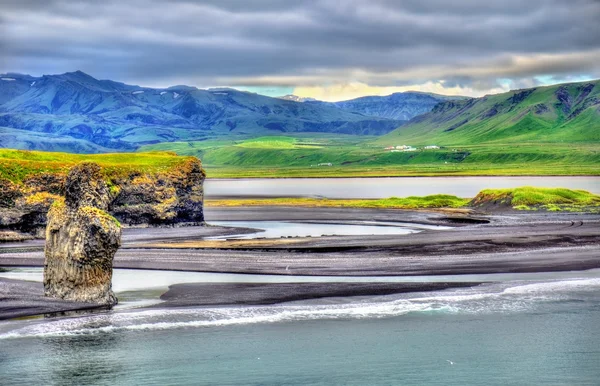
[424,145,440,150]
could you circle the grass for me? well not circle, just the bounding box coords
[236,136,322,149]
[138,134,600,178]
[0,149,197,183]
[206,195,470,210]
[471,186,600,211]
[207,187,600,212]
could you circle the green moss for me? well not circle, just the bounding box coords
[79,206,121,229]
[0,149,202,184]
[24,192,61,206]
[471,187,600,211]
[206,194,469,210]
[208,187,599,213]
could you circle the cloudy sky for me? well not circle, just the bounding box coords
[1,0,599,101]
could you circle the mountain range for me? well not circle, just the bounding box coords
[379,79,600,145]
[0,71,429,153]
[279,92,464,121]
[2,71,597,155]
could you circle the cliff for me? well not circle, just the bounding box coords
[0,150,205,238]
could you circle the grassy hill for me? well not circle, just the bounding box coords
[378,79,600,146]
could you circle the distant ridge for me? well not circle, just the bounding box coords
[278,92,465,121]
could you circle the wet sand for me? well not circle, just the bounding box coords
[0,278,108,320]
[158,282,480,307]
[2,207,599,276]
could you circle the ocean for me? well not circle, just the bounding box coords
[1,269,599,385]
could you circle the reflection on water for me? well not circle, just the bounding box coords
[205,176,600,199]
[208,220,431,239]
[43,329,125,385]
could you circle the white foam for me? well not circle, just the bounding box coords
[132,90,144,95]
[0,301,432,339]
[1,77,16,81]
[0,279,576,341]
[160,91,167,95]
[503,278,600,295]
[2,272,599,340]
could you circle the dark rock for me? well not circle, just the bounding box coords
[0,157,205,231]
[43,162,121,305]
[508,89,535,105]
[555,86,572,114]
[0,179,22,208]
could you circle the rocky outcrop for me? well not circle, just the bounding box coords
[110,158,205,225]
[44,162,121,305]
[0,157,205,237]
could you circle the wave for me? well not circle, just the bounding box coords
[1,277,598,340]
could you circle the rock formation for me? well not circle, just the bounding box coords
[0,157,205,236]
[43,162,121,305]
[110,158,205,225]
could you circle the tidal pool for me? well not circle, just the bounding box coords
[207,220,448,239]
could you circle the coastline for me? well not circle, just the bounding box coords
[1,206,599,320]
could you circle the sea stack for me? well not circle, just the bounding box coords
[43,162,121,305]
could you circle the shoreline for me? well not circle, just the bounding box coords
[1,206,599,320]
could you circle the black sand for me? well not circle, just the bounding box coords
[158,282,480,307]
[1,206,599,319]
[0,278,107,320]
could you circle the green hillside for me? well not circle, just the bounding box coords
[137,80,600,178]
[378,80,600,146]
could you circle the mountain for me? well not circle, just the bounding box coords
[326,92,465,121]
[379,80,600,145]
[279,92,464,121]
[0,71,403,153]
[277,94,317,103]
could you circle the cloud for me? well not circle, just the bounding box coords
[0,0,599,98]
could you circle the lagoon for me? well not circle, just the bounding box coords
[205,176,600,199]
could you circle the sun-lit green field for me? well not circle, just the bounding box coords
[138,135,600,178]
[0,149,194,183]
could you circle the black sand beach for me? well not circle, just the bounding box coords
[1,206,599,319]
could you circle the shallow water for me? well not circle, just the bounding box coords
[207,220,445,239]
[205,176,600,199]
[1,269,599,385]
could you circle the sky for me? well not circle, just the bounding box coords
[1,0,599,101]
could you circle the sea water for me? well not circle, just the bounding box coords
[1,269,599,385]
